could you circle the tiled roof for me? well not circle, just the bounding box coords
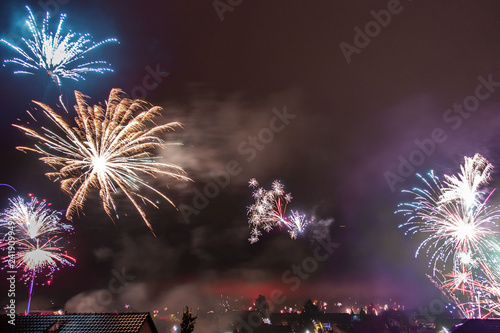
[0,312,158,333]
[451,319,500,333]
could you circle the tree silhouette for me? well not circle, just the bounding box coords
[299,300,320,331]
[180,306,197,333]
[255,295,270,318]
[303,299,319,318]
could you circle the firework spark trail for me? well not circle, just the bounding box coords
[247,178,309,243]
[397,171,500,273]
[0,184,17,192]
[397,154,500,318]
[0,195,75,314]
[439,154,493,211]
[1,195,63,241]
[14,88,191,234]
[0,196,75,277]
[427,273,470,318]
[0,6,118,86]
[431,269,500,319]
[286,210,309,240]
[13,237,76,275]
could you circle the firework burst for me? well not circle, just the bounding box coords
[398,172,500,273]
[0,184,17,192]
[0,195,75,314]
[3,195,62,242]
[247,178,309,243]
[397,154,500,318]
[439,154,493,211]
[1,6,117,86]
[14,88,191,234]
[12,237,75,278]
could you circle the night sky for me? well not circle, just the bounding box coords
[2,0,500,323]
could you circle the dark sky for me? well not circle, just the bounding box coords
[2,0,500,321]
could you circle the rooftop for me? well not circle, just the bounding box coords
[0,312,158,333]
